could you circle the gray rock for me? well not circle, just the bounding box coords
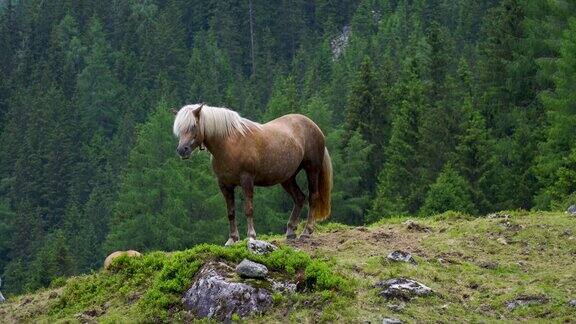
[247,239,277,255]
[0,277,4,303]
[331,25,351,60]
[182,261,272,321]
[506,295,548,310]
[382,318,403,324]
[567,205,576,216]
[271,280,297,293]
[487,213,510,219]
[376,278,433,300]
[568,299,576,307]
[387,251,416,264]
[236,259,268,279]
[387,303,406,312]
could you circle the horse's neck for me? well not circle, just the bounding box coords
[203,133,228,159]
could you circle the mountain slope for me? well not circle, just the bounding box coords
[1,211,575,322]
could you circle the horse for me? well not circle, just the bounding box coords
[173,103,332,245]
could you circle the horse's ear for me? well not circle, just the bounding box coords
[171,108,178,115]
[194,103,204,118]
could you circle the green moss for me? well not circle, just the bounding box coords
[42,241,350,322]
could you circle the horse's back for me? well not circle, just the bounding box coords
[263,113,326,163]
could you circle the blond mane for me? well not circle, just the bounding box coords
[173,104,259,138]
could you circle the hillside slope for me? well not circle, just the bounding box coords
[1,211,575,322]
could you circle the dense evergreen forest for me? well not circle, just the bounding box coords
[1,0,575,295]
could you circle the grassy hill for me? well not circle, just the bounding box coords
[1,211,575,323]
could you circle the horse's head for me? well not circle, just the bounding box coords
[173,103,205,159]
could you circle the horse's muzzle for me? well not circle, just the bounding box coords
[177,146,192,159]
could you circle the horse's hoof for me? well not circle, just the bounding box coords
[297,233,311,241]
[224,238,238,246]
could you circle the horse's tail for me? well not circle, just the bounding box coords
[314,148,333,221]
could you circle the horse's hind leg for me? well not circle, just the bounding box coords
[281,175,306,240]
[220,183,239,246]
[300,167,320,239]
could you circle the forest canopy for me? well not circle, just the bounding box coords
[1,0,575,295]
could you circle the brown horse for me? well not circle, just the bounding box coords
[173,103,332,245]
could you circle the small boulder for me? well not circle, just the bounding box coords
[382,318,403,324]
[104,250,142,270]
[376,278,433,300]
[236,259,268,279]
[566,205,576,216]
[506,295,548,310]
[247,239,277,255]
[568,299,576,307]
[182,261,272,321]
[387,251,416,264]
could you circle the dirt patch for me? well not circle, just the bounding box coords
[285,225,429,266]
[404,220,431,232]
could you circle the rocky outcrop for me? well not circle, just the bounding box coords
[331,25,351,60]
[247,239,277,255]
[182,261,272,321]
[376,278,433,300]
[235,259,268,279]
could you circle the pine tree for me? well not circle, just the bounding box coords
[344,56,378,142]
[50,14,85,97]
[420,164,475,216]
[25,230,75,292]
[369,61,425,220]
[187,29,233,105]
[264,74,299,121]
[477,0,524,134]
[76,17,123,138]
[455,101,493,213]
[535,19,576,209]
[329,130,373,225]
[343,56,387,189]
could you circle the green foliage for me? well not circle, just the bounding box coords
[1,0,576,296]
[330,130,373,225]
[535,18,576,208]
[420,165,475,216]
[49,243,349,321]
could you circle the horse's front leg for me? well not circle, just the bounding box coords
[220,183,239,246]
[241,175,256,240]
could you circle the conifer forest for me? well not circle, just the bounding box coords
[1,0,576,295]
